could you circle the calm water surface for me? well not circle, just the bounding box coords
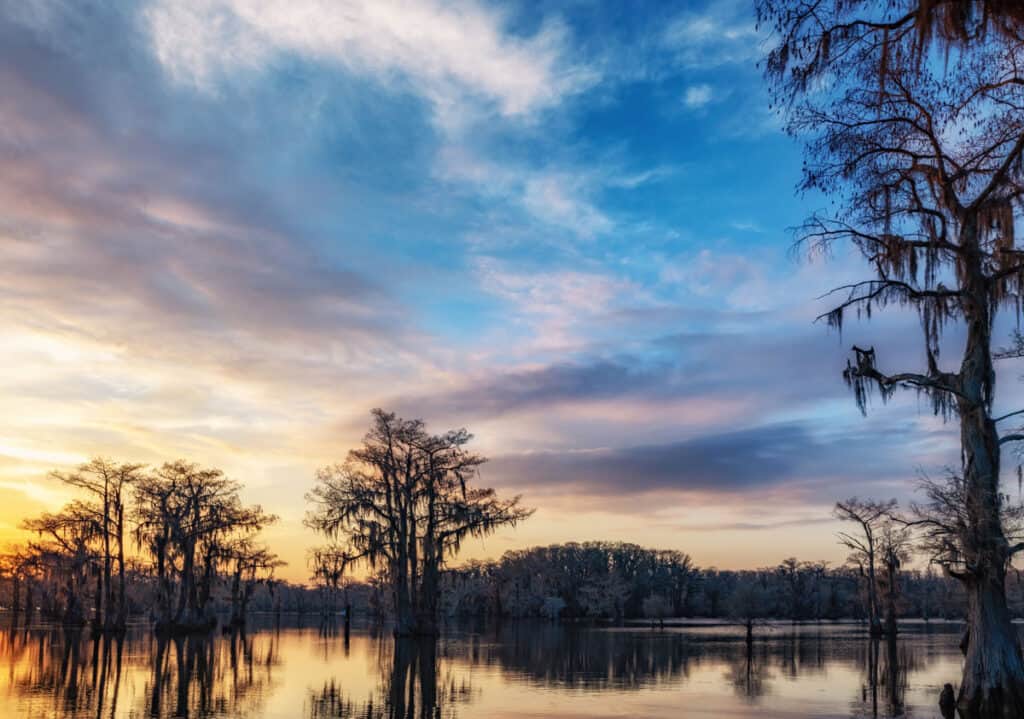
[0,618,972,718]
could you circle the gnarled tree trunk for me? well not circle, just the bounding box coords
[956,247,1024,717]
[958,409,1024,716]
[960,570,1024,717]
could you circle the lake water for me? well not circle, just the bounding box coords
[0,618,971,718]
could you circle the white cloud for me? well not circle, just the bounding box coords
[473,257,640,355]
[521,174,612,239]
[144,0,595,130]
[662,1,760,69]
[683,84,713,109]
[607,166,677,189]
[436,146,613,239]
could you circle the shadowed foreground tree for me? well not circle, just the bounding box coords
[760,1,1024,713]
[834,499,895,636]
[306,409,532,636]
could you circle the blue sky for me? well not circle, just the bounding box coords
[1,0,1007,578]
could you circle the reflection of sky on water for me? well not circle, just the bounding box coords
[0,619,970,718]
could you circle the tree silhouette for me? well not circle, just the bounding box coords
[306,409,531,636]
[133,460,276,632]
[50,459,144,632]
[760,1,1024,713]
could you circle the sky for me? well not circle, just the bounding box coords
[2,0,1021,583]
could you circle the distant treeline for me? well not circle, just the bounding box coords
[427,541,1024,623]
[0,568,351,616]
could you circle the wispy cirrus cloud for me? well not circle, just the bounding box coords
[662,0,760,69]
[434,147,614,241]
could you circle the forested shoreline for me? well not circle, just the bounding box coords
[1,411,1021,638]
[439,544,985,624]
[5,531,1014,629]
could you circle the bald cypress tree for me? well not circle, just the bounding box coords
[306,409,532,636]
[759,2,1024,714]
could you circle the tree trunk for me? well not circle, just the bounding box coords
[393,485,414,637]
[116,506,127,630]
[393,556,414,636]
[155,537,172,626]
[175,544,193,624]
[230,567,242,627]
[866,556,882,637]
[956,230,1024,717]
[414,501,440,636]
[93,566,103,633]
[389,638,414,717]
[103,488,113,630]
[149,637,167,716]
[959,572,1024,717]
[867,638,879,718]
[239,583,254,627]
[883,560,898,637]
[195,550,215,623]
[65,577,85,626]
[417,638,438,715]
[415,560,440,636]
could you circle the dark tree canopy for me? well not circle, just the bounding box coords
[133,460,278,631]
[762,5,1024,413]
[306,409,532,636]
[47,458,144,631]
[760,1,1024,102]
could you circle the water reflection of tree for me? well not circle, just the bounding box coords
[150,630,280,717]
[769,631,830,681]
[436,624,851,695]
[0,622,957,719]
[308,638,474,719]
[0,623,281,718]
[455,623,702,690]
[316,616,352,660]
[850,637,919,718]
[724,641,769,702]
[1,626,93,714]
